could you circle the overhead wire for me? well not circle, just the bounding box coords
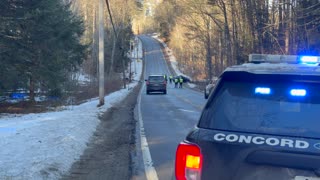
[105,0,117,37]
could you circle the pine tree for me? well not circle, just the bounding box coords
[0,0,87,101]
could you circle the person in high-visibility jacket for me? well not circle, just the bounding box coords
[169,75,173,84]
[174,77,179,88]
[164,74,167,82]
[179,76,184,88]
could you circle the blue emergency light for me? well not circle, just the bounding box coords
[299,56,319,65]
[255,87,271,95]
[290,89,306,96]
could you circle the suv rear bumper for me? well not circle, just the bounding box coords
[147,85,166,91]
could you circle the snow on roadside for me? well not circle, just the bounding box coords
[187,83,197,88]
[0,38,143,180]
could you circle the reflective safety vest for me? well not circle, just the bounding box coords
[179,78,183,83]
[169,75,173,79]
[174,78,179,83]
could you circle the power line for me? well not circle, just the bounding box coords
[105,0,117,37]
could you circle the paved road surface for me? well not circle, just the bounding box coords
[137,35,206,180]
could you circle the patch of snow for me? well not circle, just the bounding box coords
[6,99,22,104]
[73,69,92,86]
[0,37,143,179]
[77,74,90,83]
[187,83,197,88]
[34,96,47,102]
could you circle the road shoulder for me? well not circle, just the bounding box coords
[61,83,141,180]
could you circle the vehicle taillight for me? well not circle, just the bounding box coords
[164,80,167,85]
[175,142,202,180]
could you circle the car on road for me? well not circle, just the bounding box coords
[204,77,218,99]
[175,54,320,180]
[146,75,167,94]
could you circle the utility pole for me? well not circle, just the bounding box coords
[98,0,104,106]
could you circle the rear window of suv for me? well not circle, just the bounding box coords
[199,72,320,139]
[149,76,164,82]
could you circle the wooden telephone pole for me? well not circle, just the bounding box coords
[98,0,105,106]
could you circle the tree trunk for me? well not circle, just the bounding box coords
[220,0,233,66]
[278,0,285,51]
[109,34,117,76]
[122,55,126,89]
[285,25,290,54]
[121,36,126,89]
[231,0,241,64]
[29,75,35,103]
[245,0,256,52]
[219,30,224,73]
[91,5,97,82]
[206,33,213,80]
[284,0,291,54]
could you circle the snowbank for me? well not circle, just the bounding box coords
[0,38,143,180]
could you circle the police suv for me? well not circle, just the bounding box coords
[175,54,320,180]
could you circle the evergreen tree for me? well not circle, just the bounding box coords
[0,0,87,100]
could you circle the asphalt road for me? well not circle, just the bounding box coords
[137,35,206,180]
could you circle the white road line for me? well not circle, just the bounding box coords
[138,36,159,180]
[138,85,159,180]
[178,108,197,113]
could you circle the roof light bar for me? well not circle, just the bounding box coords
[249,54,320,64]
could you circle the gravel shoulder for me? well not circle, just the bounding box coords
[61,83,141,180]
